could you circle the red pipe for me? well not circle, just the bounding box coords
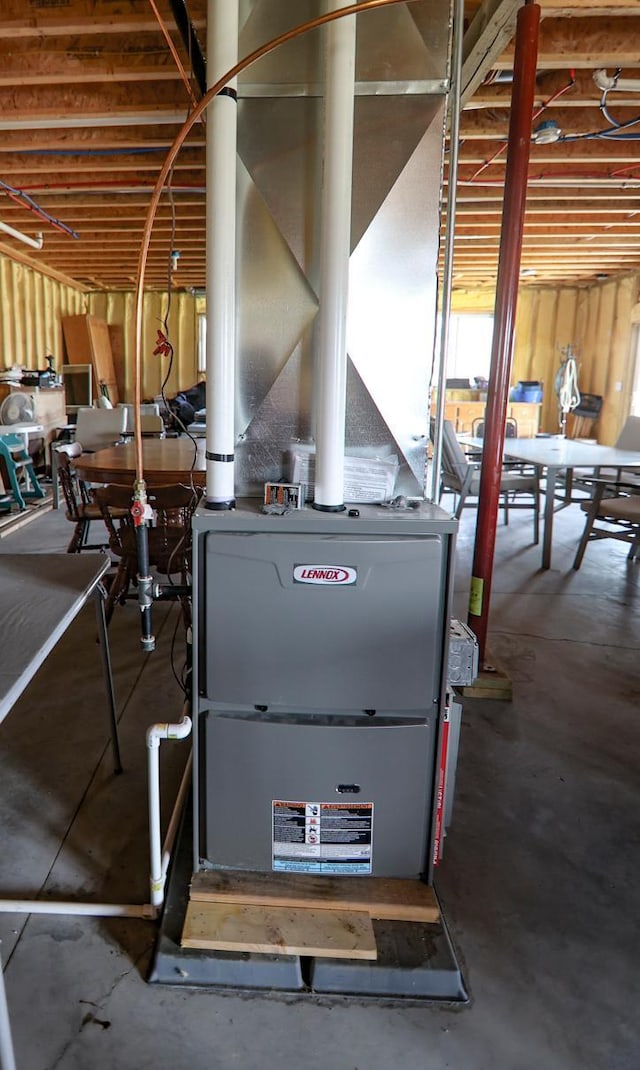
[467,0,541,664]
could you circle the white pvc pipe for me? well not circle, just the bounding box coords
[0,951,16,1070]
[593,68,640,93]
[205,0,239,508]
[313,0,357,511]
[0,220,43,250]
[0,901,154,918]
[147,711,192,908]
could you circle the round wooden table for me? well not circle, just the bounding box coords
[73,438,206,487]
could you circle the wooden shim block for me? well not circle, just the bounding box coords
[189,871,440,925]
[181,901,377,960]
[458,663,513,701]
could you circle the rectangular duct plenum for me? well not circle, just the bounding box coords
[230,0,451,496]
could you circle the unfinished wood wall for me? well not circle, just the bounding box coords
[0,254,200,404]
[512,274,640,443]
[87,290,199,402]
[0,254,86,370]
[454,273,640,445]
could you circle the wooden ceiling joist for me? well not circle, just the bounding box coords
[0,0,636,290]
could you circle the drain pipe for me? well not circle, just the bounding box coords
[0,707,193,920]
[313,0,356,512]
[147,705,193,909]
[0,948,16,1070]
[204,0,239,511]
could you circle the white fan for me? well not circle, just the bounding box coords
[0,393,35,426]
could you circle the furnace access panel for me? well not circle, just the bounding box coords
[191,501,457,879]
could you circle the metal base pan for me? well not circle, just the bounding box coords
[149,798,468,1003]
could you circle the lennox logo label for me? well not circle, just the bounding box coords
[293,565,357,586]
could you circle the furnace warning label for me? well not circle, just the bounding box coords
[272,801,373,875]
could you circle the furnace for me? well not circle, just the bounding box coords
[192,501,457,882]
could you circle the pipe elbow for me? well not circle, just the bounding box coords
[593,68,617,91]
[167,716,192,741]
[146,716,192,748]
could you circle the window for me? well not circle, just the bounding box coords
[197,313,207,374]
[446,314,494,384]
[629,326,640,417]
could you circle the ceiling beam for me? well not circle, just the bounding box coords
[459,106,640,137]
[1,0,205,39]
[465,69,640,109]
[0,45,185,88]
[458,139,640,163]
[461,0,522,105]
[497,16,640,68]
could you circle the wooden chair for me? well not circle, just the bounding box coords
[0,433,45,511]
[95,483,201,624]
[437,419,540,542]
[573,479,640,569]
[54,443,111,553]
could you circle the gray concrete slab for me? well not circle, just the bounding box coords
[0,503,639,1069]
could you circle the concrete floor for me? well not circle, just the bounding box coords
[1,499,639,1070]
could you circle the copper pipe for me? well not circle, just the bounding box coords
[467,1,541,664]
[133,0,420,487]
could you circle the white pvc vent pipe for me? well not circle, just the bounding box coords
[0,220,43,250]
[147,710,193,908]
[205,0,239,509]
[313,0,357,511]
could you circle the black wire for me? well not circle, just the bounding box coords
[169,605,188,696]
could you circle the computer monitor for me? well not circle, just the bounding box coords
[63,364,93,414]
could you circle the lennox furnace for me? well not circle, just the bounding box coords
[155,0,470,998]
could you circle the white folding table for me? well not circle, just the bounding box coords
[0,553,120,760]
[461,436,640,569]
[0,552,120,1070]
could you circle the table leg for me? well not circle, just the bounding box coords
[94,585,123,774]
[51,446,59,509]
[542,465,561,569]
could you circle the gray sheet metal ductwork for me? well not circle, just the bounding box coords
[230,0,450,497]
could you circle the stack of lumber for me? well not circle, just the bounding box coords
[181,871,440,960]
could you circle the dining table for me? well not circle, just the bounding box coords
[73,437,206,488]
[460,435,640,569]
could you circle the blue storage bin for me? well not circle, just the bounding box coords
[516,381,543,403]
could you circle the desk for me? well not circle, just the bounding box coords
[0,554,120,771]
[74,438,205,487]
[461,436,640,569]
